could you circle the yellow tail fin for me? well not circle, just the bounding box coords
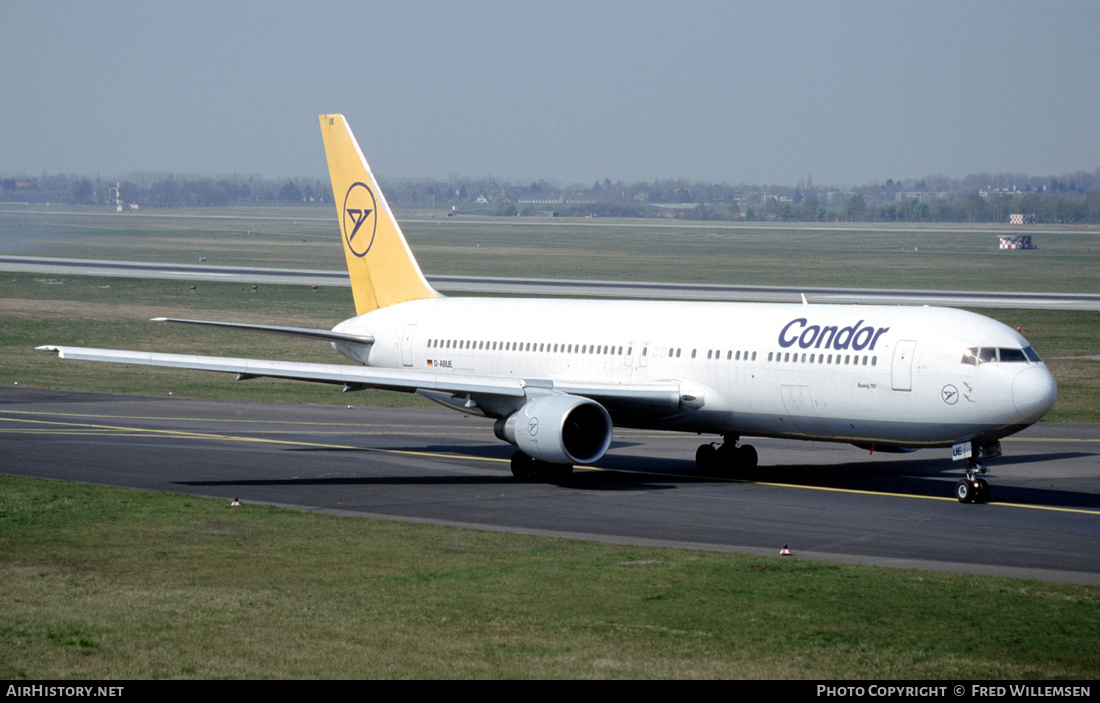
[319,114,439,315]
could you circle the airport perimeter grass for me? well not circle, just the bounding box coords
[4,205,1100,292]
[2,474,1097,680]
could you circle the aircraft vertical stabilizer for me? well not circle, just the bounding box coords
[319,114,439,314]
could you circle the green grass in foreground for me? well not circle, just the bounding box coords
[1,475,1096,680]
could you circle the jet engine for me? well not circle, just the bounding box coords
[494,394,613,465]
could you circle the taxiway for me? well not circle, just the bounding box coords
[2,387,1097,585]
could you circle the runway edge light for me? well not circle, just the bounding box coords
[780,545,792,556]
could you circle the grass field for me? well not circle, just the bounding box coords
[1,207,1098,679]
[2,475,1097,679]
[4,205,1100,291]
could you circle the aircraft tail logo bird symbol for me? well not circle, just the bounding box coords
[342,182,377,257]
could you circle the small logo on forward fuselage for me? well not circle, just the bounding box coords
[342,182,377,257]
[942,385,959,405]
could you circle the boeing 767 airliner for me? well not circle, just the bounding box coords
[39,114,1058,503]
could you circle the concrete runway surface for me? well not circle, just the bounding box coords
[1,386,1097,585]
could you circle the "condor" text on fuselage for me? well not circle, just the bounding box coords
[777,318,890,352]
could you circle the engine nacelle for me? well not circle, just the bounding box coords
[494,394,613,465]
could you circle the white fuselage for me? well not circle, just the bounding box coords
[333,297,1057,449]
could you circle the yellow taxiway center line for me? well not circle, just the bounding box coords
[0,413,509,463]
[2,413,1095,514]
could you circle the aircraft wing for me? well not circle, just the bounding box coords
[549,380,681,413]
[34,346,682,412]
[36,345,523,397]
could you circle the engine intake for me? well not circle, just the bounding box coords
[494,394,613,465]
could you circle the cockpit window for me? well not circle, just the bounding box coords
[961,346,1039,365]
[998,348,1028,363]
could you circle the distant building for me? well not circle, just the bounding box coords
[999,234,1036,250]
[1009,213,1036,225]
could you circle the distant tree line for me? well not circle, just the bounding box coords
[1,173,329,208]
[3,167,1100,224]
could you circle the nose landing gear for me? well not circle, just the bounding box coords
[955,457,990,504]
[953,441,1001,503]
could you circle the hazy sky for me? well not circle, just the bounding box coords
[3,0,1098,187]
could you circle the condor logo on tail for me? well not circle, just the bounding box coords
[342,182,377,257]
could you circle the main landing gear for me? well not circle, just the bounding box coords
[696,435,758,476]
[955,458,990,504]
[510,451,574,482]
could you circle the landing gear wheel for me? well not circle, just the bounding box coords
[957,457,991,503]
[735,444,758,473]
[973,478,990,504]
[695,443,719,472]
[955,479,974,503]
[510,451,537,480]
[510,452,573,482]
[696,440,757,476]
[956,478,990,504]
[543,463,574,481]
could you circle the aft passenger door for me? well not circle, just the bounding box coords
[400,324,417,367]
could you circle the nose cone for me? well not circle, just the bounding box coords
[1013,366,1058,421]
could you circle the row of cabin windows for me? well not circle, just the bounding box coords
[429,339,628,356]
[417,338,1058,375]
[700,349,757,361]
[427,338,762,362]
[425,337,783,368]
[769,351,877,366]
[426,338,880,368]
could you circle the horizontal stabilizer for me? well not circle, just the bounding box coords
[151,318,374,345]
